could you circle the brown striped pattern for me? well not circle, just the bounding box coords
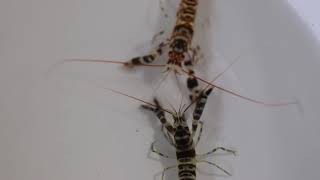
[167,0,198,69]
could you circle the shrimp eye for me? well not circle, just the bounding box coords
[173,39,187,52]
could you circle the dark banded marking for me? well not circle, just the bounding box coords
[175,128,190,136]
[174,24,194,37]
[157,47,163,55]
[131,57,142,65]
[175,134,190,140]
[178,164,196,169]
[184,60,193,66]
[192,88,213,135]
[173,25,194,43]
[178,158,194,163]
[178,170,196,177]
[166,126,175,134]
[178,164,196,180]
[177,0,198,23]
[192,124,197,131]
[183,0,198,6]
[187,80,196,98]
[181,7,196,15]
[187,77,198,90]
[179,12,196,23]
[141,99,175,134]
[204,88,213,96]
[194,107,203,115]
[128,47,163,66]
[140,91,233,180]
[176,140,192,148]
[176,149,196,159]
[171,39,189,52]
[142,55,155,63]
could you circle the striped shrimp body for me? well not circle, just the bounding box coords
[62,0,297,107]
[127,0,202,100]
[174,115,197,180]
[167,0,198,67]
[130,0,198,67]
[141,88,236,180]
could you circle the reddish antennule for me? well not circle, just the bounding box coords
[64,58,166,68]
[181,69,297,107]
[101,87,174,115]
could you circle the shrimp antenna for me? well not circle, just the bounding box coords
[152,69,171,93]
[166,99,178,115]
[183,95,201,114]
[204,55,241,91]
[182,58,240,113]
[190,54,297,106]
[183,69,297,106]
[178,90,187,115]
[101,87,174,115]
[63,58,166,67]
[46,58,166,75]
[178,97,184,115]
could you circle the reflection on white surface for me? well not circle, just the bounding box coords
[288,0,320,39]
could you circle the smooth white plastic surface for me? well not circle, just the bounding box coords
[0,0,319,180]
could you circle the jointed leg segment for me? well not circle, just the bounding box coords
[197,160,232,176]
[151,140,174,159]
[161,165,177,180]
[141,98,175,134]
[194,121,203,147]
[199,147,236,157]
[126,42,168,68]
[192,88,213,136]
[161,126,176,147]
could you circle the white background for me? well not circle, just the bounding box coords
[0,0,320,180]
